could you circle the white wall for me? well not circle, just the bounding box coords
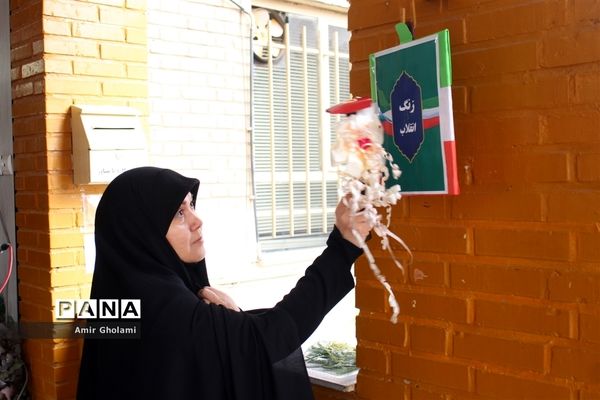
[147,0,257,280]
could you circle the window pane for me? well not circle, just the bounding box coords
[328,25,350,53]
[288,14,318,48]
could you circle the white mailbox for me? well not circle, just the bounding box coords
[71,105,148,184]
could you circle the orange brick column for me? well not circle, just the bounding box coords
[349,1,600,399]
[10,1,147,398]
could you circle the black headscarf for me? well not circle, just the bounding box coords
[77,167,360,399]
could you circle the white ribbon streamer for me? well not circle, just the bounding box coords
[333,103,411,323]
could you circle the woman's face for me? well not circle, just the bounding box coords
[165,193,205,263]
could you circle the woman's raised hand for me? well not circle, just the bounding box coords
[334,196,373,248]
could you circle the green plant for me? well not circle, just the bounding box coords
[305,342,357,375]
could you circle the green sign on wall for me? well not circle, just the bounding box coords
[370,26,459,195]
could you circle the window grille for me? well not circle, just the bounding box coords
[252,8,350,250]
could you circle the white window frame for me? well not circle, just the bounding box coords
[251,1,350,252]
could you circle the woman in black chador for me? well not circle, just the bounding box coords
[76,166,371,399]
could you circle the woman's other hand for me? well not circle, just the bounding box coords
[334,197,373,248]
[198,286,241,312]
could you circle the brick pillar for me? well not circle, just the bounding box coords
[10,0,148,398]
[348,1,600,399]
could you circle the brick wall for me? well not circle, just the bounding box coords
[10,0,147,398]
[349,1,600,399]
[313,385,357,400]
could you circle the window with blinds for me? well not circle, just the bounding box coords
[252,8,350,250]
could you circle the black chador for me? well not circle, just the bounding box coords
[77,167,362,399]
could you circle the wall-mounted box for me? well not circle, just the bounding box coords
[71,105,148,185]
